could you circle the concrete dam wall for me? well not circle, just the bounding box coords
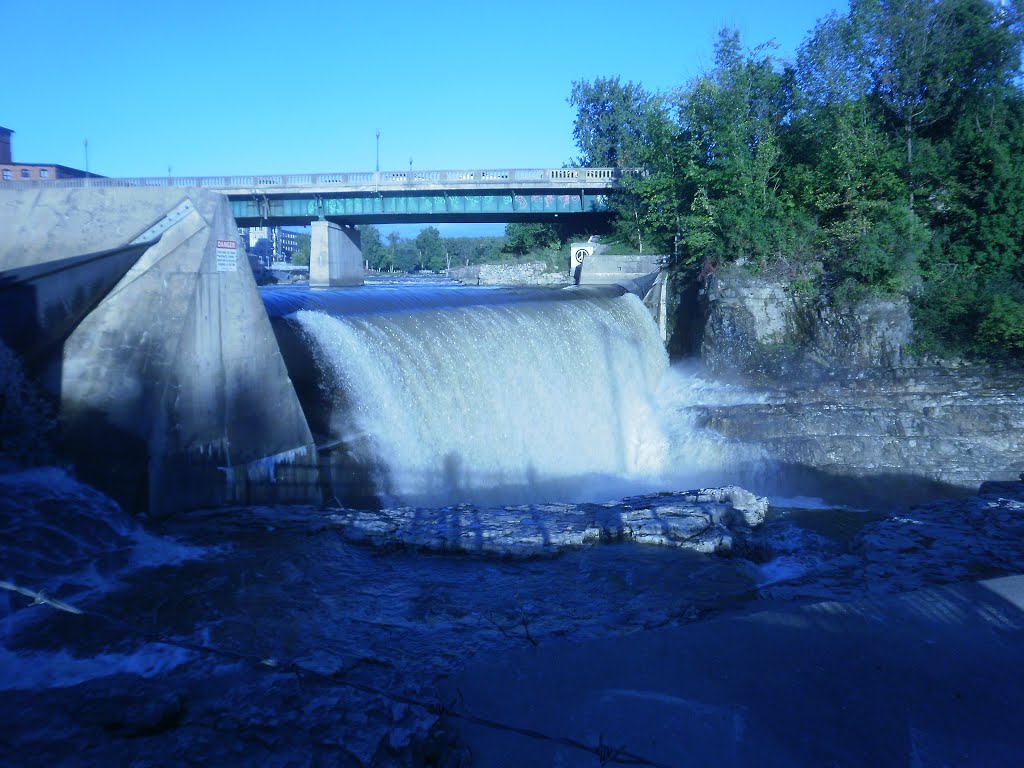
[0,187,319,516]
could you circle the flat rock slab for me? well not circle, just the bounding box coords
[328,486,767,556]
[441,574,1024,767]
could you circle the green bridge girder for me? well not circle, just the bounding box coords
[230,189,611,226]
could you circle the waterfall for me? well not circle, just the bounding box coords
[291,291,670,507]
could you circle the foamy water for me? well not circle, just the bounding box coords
[295,293,673,506]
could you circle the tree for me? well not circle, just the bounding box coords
[392,240,420,272]
[586,93,685,258]
[569,78,690,256]
[289,234,311,266]
[445,236,505,266]
[569,77,654,167]
[792,11,914,289]
[677,29,799,269]
[384,230,402,271]
[414,226,447,271]
[503,223,562,255]
[559,4,1024,359]
[359,225,387,270]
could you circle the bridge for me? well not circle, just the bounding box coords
[7,167,638,226]
[5,166,638,286]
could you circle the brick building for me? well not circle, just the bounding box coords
[0,126,102,181]
[238,225,305,263]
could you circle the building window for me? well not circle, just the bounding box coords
[2,170,10,181]
[39,169,49,179]
[20,168,30,178]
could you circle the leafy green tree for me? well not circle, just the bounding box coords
[611,97,692,258]
[384,230,402,271]
[445,236,505,265]
[503,223,562,255]
[569,77,654,168]
[393,241,421,272]
[979,292,1024,352]
[562,3,1024,359]
[414,226,447,271]
[359,225,387,270]
[289,234,311,266]
[677,29,800,269]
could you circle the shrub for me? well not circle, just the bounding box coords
[978,293,1024,354]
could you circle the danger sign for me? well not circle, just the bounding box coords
[215,239,237,272]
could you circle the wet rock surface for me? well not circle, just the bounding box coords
[330,485,767,555]
[2,471,1023,766]
[748,477,1024,603]
[691,368,1024,499]
[686,270,1024,497]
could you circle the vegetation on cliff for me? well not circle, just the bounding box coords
[570,0,1024,360]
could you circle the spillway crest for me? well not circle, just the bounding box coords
[281,286,670,508]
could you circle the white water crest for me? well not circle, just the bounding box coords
[655,363,772,490]
[296,293,671,506]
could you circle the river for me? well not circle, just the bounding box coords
[2,277,1022,766]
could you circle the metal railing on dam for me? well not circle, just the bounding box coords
[1,167,644,194]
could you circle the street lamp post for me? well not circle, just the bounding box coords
[375,130,380,172]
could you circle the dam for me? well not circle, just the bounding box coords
[0,186,667,516]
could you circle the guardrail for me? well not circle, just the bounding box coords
[0,167,645,191]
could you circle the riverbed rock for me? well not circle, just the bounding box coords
[751,478,1024,603]
[327,487,767,556]
[669,266,1024,503]
[694,368,1024,499]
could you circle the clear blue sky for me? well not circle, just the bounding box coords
[5,0,849,176]
[4,0,847,236]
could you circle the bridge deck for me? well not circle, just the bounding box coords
[1,167,638,193]
[2,167,640,225]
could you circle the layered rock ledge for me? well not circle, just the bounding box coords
[328,486,767,556]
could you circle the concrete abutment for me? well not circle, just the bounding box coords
[309,220,362,287]
[0,187,320,517]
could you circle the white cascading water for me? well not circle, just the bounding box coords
[295,293,671,507]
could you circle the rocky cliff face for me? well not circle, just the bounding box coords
[698,270,913,382]
[674,269,1024,499]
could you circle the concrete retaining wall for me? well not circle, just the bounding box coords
[576,253,665,285]
[0,187,319,516]
[449,261,568,286]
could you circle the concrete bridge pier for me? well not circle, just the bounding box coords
[309,220,362,287]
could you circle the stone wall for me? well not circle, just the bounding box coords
[449,261,568,286]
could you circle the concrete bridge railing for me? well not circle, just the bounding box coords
[0,167,645,192]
